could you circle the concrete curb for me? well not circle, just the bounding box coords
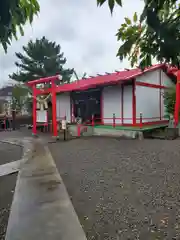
[5,139,87,240]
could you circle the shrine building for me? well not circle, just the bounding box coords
[55,64,175,126]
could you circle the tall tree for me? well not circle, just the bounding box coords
[0,0,40,51]
[9,37,74,83]
[97,0,180,68]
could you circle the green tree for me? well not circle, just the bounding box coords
[97,0,180,68]
[11,84,30,113]
[0,0,40,51]
[164,86,176,117]
[9,37,74,83]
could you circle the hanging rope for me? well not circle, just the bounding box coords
[28,92,51,110]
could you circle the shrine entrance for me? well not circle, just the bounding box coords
[27,75,62,138]
[71,88,101,123]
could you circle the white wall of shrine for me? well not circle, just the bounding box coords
[56,93,71,122]
[102,84,133,124]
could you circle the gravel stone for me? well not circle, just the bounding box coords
[50,137,180,240]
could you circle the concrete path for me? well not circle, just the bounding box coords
[5,139,87,240]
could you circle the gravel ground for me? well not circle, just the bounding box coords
[49,137,180,240]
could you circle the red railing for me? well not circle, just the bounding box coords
[36,114,168,135]
[84,115,168,128]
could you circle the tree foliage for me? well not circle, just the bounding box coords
[9,37,74,83]
[97,0,180,68]
[0,0,40,51]
[11,84,30,112]
[73,71,87,81]
[164,86,176,116]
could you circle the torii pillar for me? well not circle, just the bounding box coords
[174,70,180,127]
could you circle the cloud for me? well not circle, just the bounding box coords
[0,0,144,86]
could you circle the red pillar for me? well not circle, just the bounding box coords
[174,70,180,127]
[32,85,37,135]
[51,80,58,137]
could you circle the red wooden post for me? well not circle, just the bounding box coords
[32,85,37,136]
[174,70,180,127]
[91,114,94,127]
[77,124,81,136]
[51,80,58,137]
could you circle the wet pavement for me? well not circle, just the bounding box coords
[49,137,180,240]
[0,174,17,240]
[0,134,24,240]
[0,142,22,166]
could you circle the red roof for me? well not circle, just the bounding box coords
[57,64,166,92]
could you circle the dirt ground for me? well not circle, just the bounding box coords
[49,137,180,240]
[0,142,23,240]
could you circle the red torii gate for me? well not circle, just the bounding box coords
[27,75,61,138]
[27,74,90,137]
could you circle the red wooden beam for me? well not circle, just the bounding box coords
[27,75,61,86]
[136,81,167,89]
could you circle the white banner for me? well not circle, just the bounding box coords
[36,110,47,123]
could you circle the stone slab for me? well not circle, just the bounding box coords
[5,139,87,240]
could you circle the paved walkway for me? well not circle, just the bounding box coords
[5,139,87,240]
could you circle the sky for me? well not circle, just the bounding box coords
[0,0,144,86]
